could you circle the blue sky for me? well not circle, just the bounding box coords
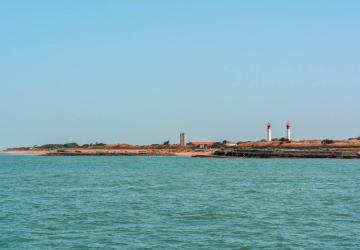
[0,1,359,148]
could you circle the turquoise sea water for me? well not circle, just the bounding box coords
[0,155,359,249]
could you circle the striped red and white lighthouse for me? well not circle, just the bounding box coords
[267,123,272,141]
[286,122,291,141]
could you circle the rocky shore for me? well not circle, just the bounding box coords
[211,148,360,159]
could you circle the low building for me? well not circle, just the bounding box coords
[224,142,237,147]
[189,142,214,149]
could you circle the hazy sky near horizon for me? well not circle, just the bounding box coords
[1,1,359,148]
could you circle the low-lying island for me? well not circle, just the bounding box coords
[2,139,360,159]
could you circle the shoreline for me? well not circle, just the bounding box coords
[212,148,360,159]
[1,149,359,159]
[0,149,214,157]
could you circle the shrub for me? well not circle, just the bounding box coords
[63,143,79,148]
[279,137,290,142]
[212,142,224,148]
[321,139,334,145]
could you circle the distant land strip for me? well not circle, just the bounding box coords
[2,138,360,159]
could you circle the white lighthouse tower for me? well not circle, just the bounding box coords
[267,123,272,141]
[180,132,187,146]
[286,122,291,141]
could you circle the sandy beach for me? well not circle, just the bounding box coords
[174,151,213,157]
[0,150,50,156]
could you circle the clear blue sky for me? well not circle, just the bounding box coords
[1,1,359,148]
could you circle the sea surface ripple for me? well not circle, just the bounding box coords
[0,155,359,249]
